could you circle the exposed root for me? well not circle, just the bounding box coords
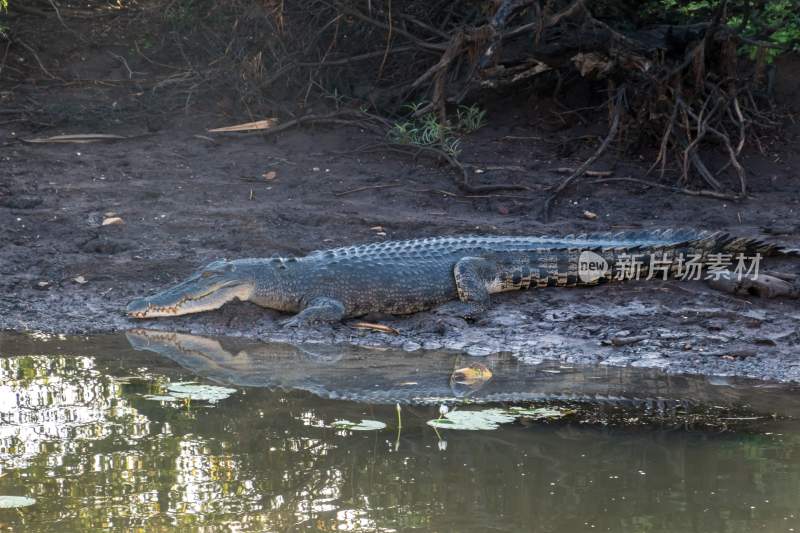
[5,0,788,207]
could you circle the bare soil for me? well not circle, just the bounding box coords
[2,7,800,382]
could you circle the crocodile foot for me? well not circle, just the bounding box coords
[434,301,486,321]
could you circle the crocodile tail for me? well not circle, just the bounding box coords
[689,232,800,257]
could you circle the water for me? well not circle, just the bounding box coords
[1,332,800,532]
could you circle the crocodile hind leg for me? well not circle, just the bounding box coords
[436,257,494,320]
[282,297,346,327]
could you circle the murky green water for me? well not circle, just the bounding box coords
[1,332,800,532]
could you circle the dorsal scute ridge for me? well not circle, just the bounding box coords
[297,229,795,260]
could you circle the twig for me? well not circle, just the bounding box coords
[295,46,419,67]
[48,0,86,42]
[330,1,447,52]
[109,52,135,80]
[647,96,679,178]
[386,143,529,193]
[551,167,613,177]
[0,41,10,79]
[377,0,392,80]
[259,110,387,137]
[335,183,402,196]
[415,188,532,200]
[588,177,743,200]
[541,87,625,221]
[14,39,61,80]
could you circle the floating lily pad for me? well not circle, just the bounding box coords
[331,419,387,431]
[166,382,237,403]
[428,406,572,431]
[0,496,36,508]
[427,408,517,431]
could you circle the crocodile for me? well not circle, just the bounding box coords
[126,229,798,326]
[124,329,736,409]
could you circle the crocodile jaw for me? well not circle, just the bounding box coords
[127,282,252,318]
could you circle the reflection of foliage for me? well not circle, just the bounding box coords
[4,351,800,531]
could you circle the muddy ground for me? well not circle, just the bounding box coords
[2,7,800,382]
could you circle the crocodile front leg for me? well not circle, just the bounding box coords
[282,297,346,327]
[436,257,494,320]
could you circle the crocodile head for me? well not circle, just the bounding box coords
[127,260,255,318]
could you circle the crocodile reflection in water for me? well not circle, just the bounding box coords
[126,329,732,409]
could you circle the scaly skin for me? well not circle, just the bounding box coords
[126,229,793,325]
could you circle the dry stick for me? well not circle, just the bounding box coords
[680,96,724,191]
[295,46,419,67]
[732,96,746,156]
[350,142,529,193]
[681,96,747,195]
[0,41,11,79]
[109,52,134,80]
[376,0,392,80]
[14,40,60,80]
[647,96,680,178]
[588,177,742,200]
[415,188,533,200]
[335,183,402,196]
[395,144,529,193]
[331,1,447,52]
[258,111,387,137]
[703,123,746,195]
[540,87,625,222]
[397,13,450,40]
[47,0,86,43]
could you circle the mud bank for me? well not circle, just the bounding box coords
[2,48,800,382]
[1,117,799,382]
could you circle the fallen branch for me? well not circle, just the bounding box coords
[541,87,625,221]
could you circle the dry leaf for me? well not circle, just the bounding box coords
[350,322,399,335]
[263,171,277,180]
[22,134,128,144]
[102,216,124,226]
[583,210,598,220]
[208,118,279,133]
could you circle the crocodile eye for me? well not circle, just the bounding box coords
[201,271,215,278]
